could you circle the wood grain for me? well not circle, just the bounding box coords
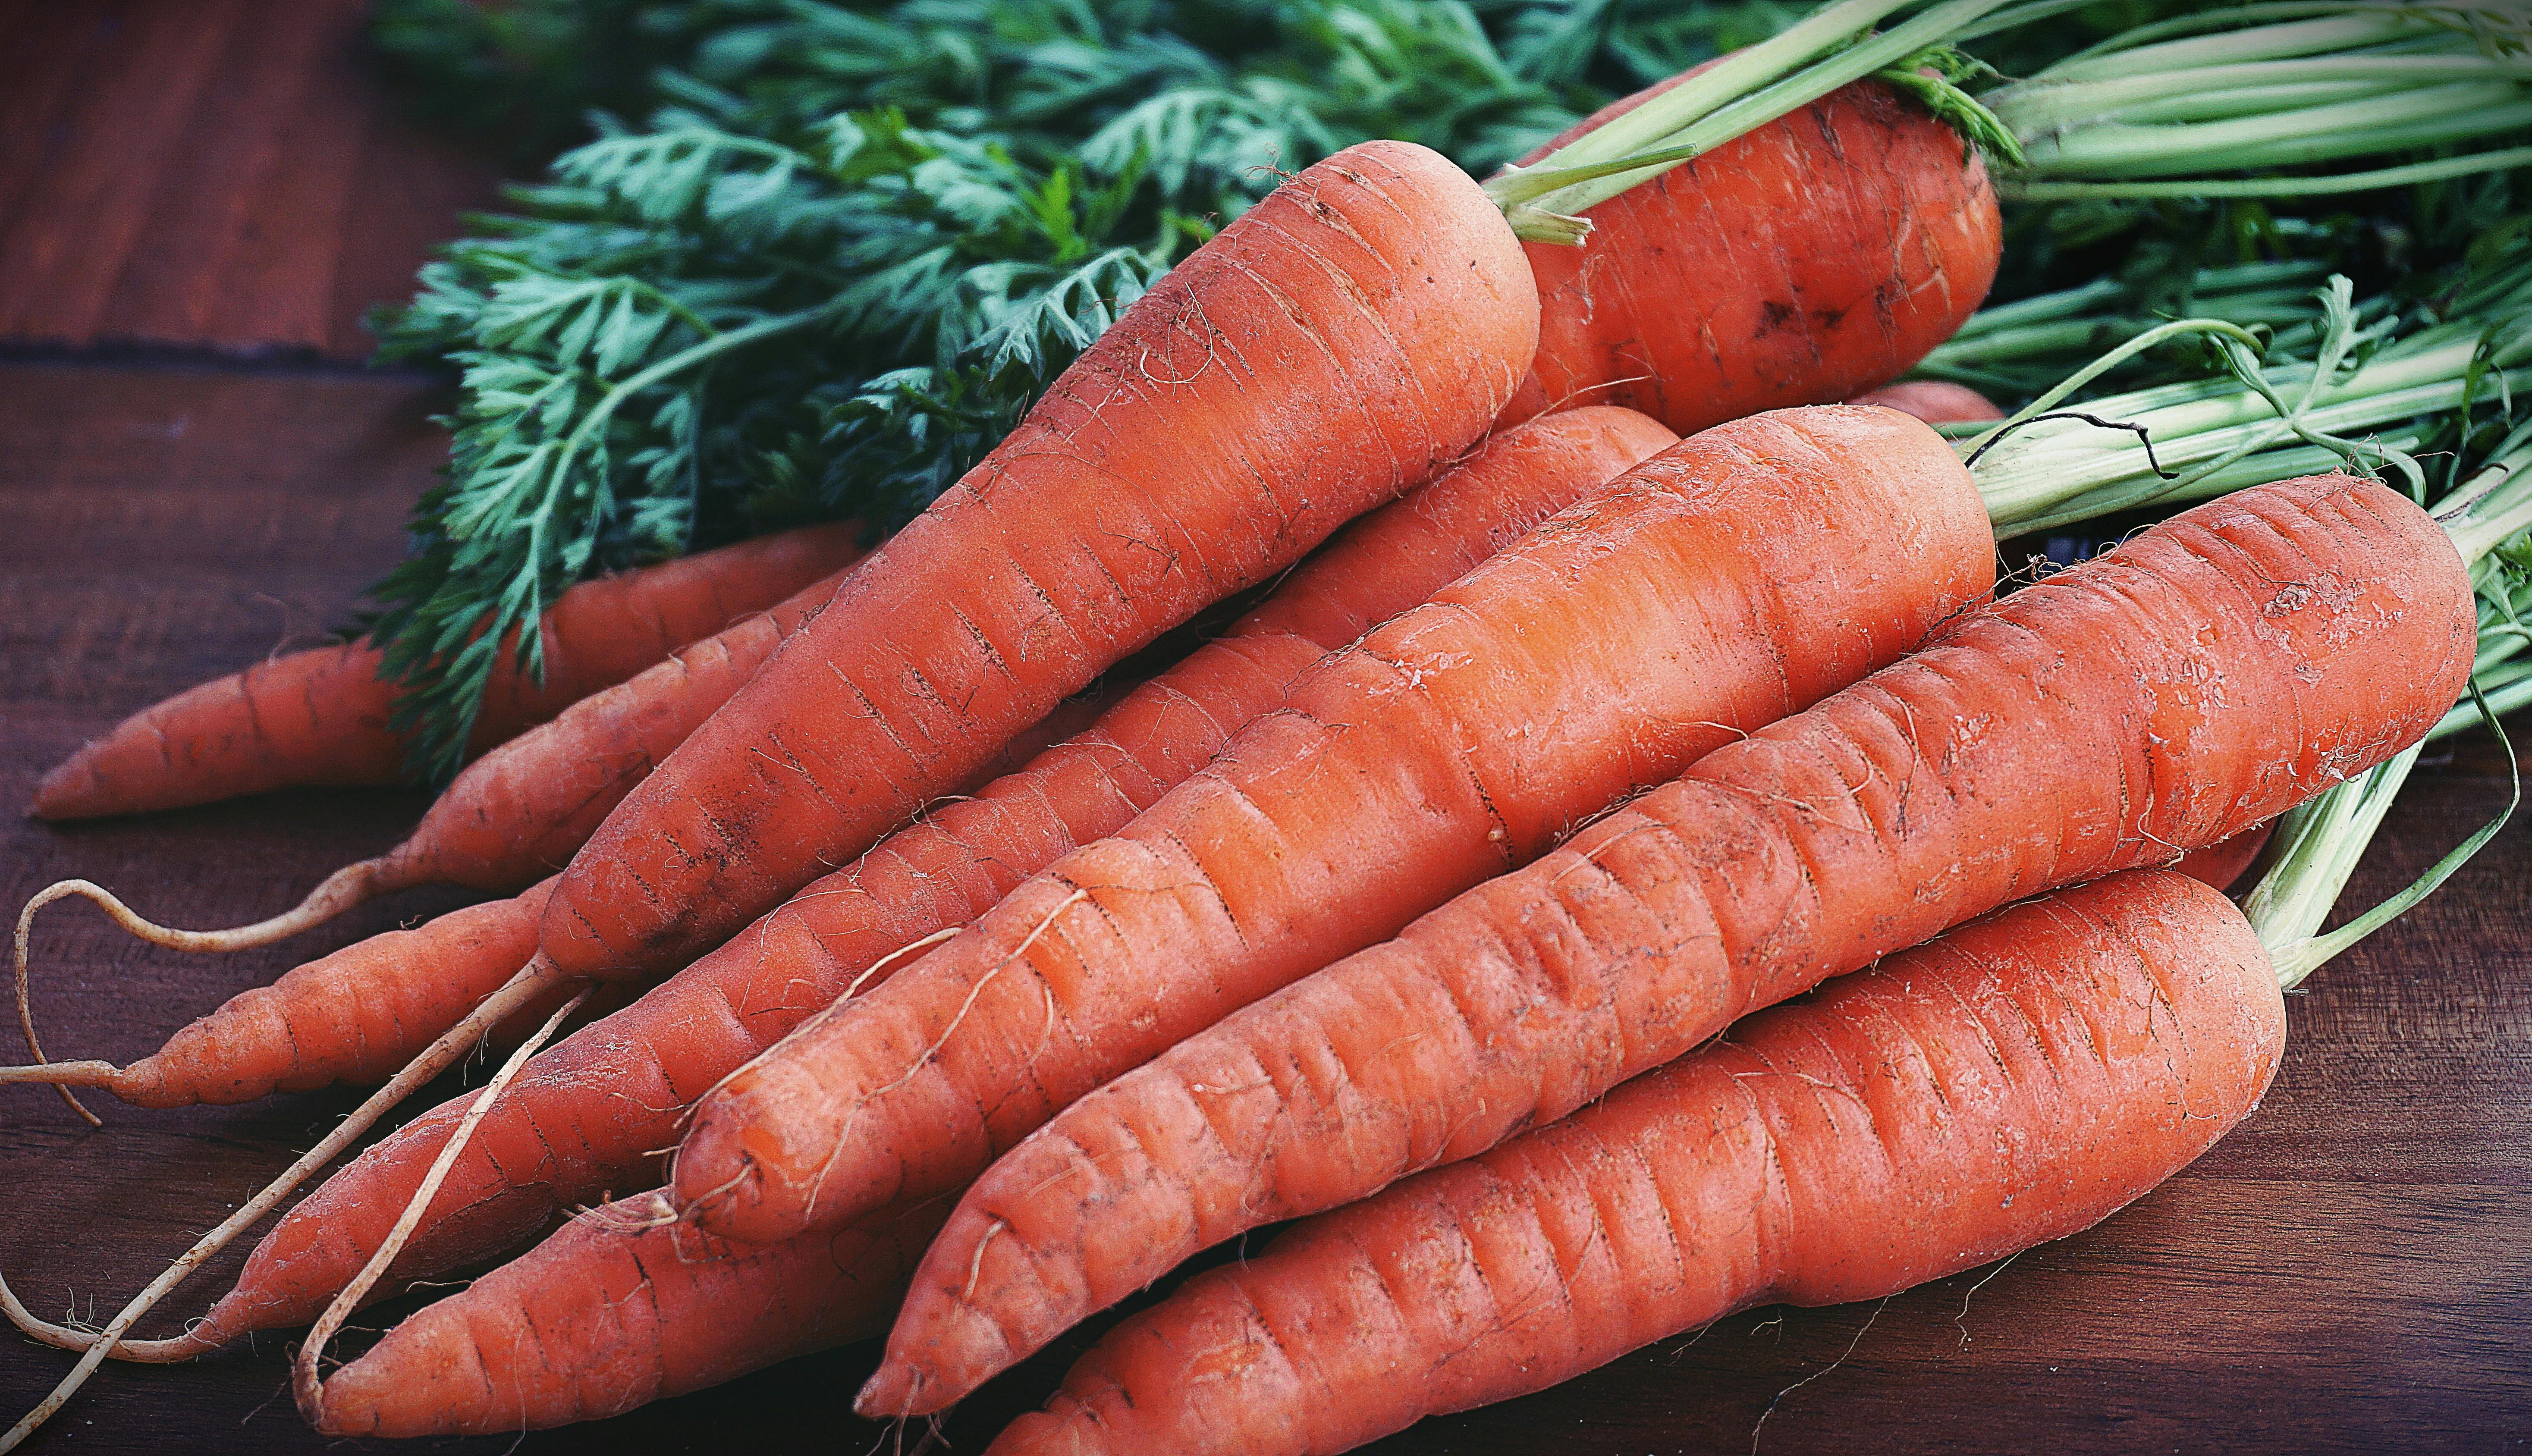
[0,0,501,361]
[0,359,2525,1453]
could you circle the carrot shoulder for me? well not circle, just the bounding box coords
[537,140,1540,985]
[871,471,2474,1412]
[986,869,2284,1456]
[672,404,1997,1246]
[32,523,865,821]
[178,407,1677,1354]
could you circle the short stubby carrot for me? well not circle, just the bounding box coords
[1848,379,2005,424]
[537,141,1540,987]
[33,523,866,821]
[1497,76,2000,433]
[309,1190,945,1438]
[672,404,1999,1246]
[869,471,2474,1412]
[982,869,2285,1456]
[167,408,1678,1351]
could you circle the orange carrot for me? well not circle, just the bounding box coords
[671,404,1998,1247]
[530,68,2007,995]
[12,543,878,990]
[160,407,1678,1354]
[866,471,2473,1413]
[309,1191,944,1437]
[982,869,2284,1456]
[32,523,866,820]
[534,142,1539,991]
[1849,378,2005,424]
[1498,76,2000,433]
[3,682,1121,1115]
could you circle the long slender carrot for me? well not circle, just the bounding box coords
[2,682,1121,1116]
[149,407,1679,1354]
[283,777,2289,1441]
[13,552,872,974]
[308,1191,945,1437]
[32,522,867,821]
[671,404,1998,1246]
[980,869,2285,1456]
[526,55,2009,995]
[865,470,2474,1412]
[533,141,1540,989]
[1498,75,2000,433]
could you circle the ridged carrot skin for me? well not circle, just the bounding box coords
[179,408,1678,1354]
[50,684,1112,1115]
[344,567,856,901]
[536,141,1541,988]
[99,880,555,1109]
[32,524,867,820]
[673,404,1998,1246]
[870,472,2473,1413]
[1498,77,2000,433]
[313,1189,943,1438]
[985,869,2285,1456]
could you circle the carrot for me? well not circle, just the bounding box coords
[864,471,2475,1413]
[9,881,553,1112]
[530,41,2014,995]
[149,406,1679,1356]
[532,141,1539,990]
[3,559,888,1123]
[1496,75,2000,433]
[1848,378,2005,424]
[308,1191,945,1438]
[12,552,871,982]
[32,522,866,821]
[672,403,1998,1246]
[979,869,2286,1456]
[2,681,1121,1117]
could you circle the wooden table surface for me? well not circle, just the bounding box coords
[1,6,2526,1453]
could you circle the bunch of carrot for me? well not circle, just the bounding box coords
[10,0,2531,1448]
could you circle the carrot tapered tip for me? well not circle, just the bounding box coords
[855,1363,924,1419]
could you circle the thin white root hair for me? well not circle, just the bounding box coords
[293,983,590,1430]
[0,954,573,1453]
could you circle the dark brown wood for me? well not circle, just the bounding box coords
[0,0,501,361]
[0,357,2527,1454]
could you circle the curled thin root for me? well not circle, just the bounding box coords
[679,924,961,1130]
[22,861,387,957]
[0,954,574,1453]
[295,982,591,1431]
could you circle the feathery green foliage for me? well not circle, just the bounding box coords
[365,0,1816,775]
[368,0,2528,774]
